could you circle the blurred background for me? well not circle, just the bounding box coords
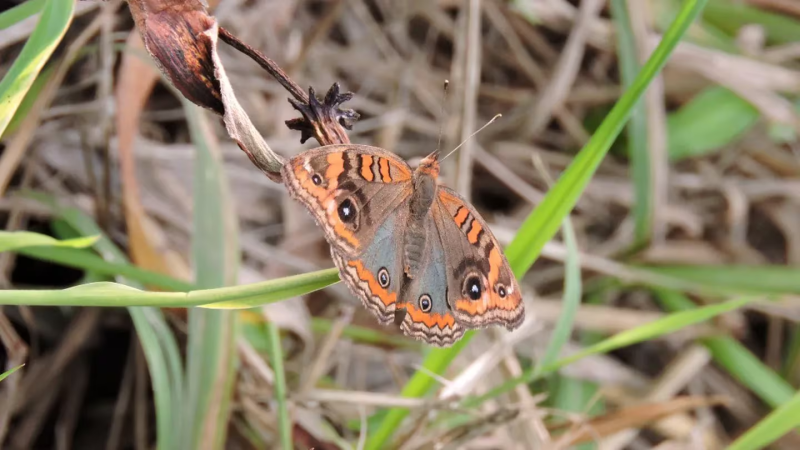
[1,0,800,448]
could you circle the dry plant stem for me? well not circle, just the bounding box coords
[218,26,307,104]
[217,26,355,147]
[13,309,100,414]
[454,0,482,200]
[95,0,122,233]
[285,0,347,74]
[600,345,714,449]
[0,310,28,446]
[105,340,137,450]
[55,362,89,450]
[523,0,605,139]
[474,145,545,205]
[10,375,63,449]
[0,160,37,281]
[297,307,353,396]
[482,3,589,145]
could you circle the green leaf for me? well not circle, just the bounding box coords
[266,321,292,450]
[0,0,45,29]
[667,87,760,160]
[0,364,24,383]
[364,2,709,448]
[728,390,800,450]
[183,102,240,450]
[0,264,339,308]
[610,0,651,245]
[0,0,73,138]
[0,231,98,252]
[645,265,800,295]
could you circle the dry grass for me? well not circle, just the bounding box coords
[1,0,800,448]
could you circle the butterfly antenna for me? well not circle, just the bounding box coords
[434,80,450,157]
[440,114,502,161]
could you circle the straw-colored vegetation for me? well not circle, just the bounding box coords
[1,0,800,448]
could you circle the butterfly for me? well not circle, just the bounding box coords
[281,144,524,346]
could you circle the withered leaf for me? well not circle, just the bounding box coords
[127,0,283,181]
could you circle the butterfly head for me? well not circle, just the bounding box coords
[416,151,440,180]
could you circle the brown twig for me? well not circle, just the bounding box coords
[218,26,358,146]
[218,26,308,104]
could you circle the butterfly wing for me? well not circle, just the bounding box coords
[330,207,408,325]
[432,187,525,330]
[283,144,414,324]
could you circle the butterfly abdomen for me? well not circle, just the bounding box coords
[403,229,425,278]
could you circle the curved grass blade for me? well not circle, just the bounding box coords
[727,390,800,450]
[610,0,651,246]
[0,267,339,308]
[0,365,24,383]
[364,2,709,448]
[535,216,581,376]
[0,0,73,138]
[266,322,292,450]
[0,231,97,252]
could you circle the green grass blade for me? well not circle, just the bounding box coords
[610,0,651,245]
[365,2,708,447]
[0,269,340,308]
[784,328,800,381]
[654,289,795,408]
[0,0,45,29]
[266,322,292,450]
[704,0,800,45]
[13,194,341,306]
[535,217,581,375]
[727,390,800,450]
[667,87,759,160]
[183,102,239,450]
[0,231,98,252]
[0,364,24,383]
[645,265,800,295]
[0,0,73,138]
[651,0,738,52]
